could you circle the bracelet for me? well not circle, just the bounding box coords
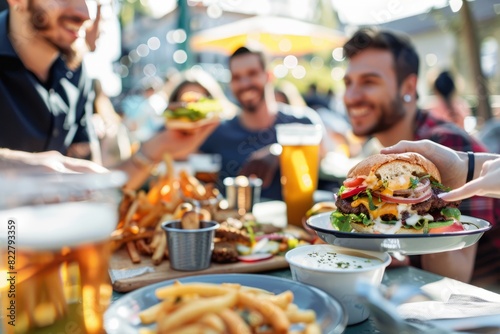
[131,147,156,169]
[466,151,475,183]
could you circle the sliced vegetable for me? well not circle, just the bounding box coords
[343,177,366,188]
[237,253,273,262]
[340,186,367,199]
[372,189,432,204]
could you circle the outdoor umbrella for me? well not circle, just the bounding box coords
[190,15,346,56]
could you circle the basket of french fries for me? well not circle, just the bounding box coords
[110,154,224,267]
[104,273,349,334]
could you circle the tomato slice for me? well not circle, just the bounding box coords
[343,177,365,188]
[430,221,464,233]
[340,186,367,199]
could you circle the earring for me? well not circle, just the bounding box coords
[403,94,412,103]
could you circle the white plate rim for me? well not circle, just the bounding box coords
[306,212,492,239]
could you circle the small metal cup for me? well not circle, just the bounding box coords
[223,176,262,215]
[161,220,219,271]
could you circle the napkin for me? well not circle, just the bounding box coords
[109,267,155,283]
[397,278,500,321]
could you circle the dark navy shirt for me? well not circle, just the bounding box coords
[0,10,94,154]
[200,103,323,200]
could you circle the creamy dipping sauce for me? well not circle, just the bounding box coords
[292,249,383,270]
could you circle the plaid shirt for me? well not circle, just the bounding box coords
[413,110,499,286]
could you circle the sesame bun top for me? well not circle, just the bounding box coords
[347,153,441,183]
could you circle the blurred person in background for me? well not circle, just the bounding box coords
[122,79,167,144]
[91,79,133,167]
[199,46,330,200]
[342,27,494,284]
[0,0,217,190]
[428,70,472,130]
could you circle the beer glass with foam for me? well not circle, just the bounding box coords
[0,171,126,334]
[276,124,322,227]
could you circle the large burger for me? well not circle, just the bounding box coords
[331,153,464,234]
[164,92,222,123]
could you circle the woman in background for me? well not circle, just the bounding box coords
[429,70,471,130]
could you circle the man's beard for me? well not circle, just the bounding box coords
[27,1,82,70]
[236,88,265,114]
[353,96,406,137]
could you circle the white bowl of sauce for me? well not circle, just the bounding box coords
[285,244,391,325]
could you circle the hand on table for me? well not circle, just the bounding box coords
[0,149,108,174]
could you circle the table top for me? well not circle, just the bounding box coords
[111,265,443,333]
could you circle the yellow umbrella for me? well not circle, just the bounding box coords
[190,16,346,56]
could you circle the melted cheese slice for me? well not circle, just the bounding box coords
[351,198,398,219]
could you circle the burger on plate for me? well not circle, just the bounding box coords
[164,92,222,123]
[331,153,464,234]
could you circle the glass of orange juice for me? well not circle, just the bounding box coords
[276,123,322,228]
[0,171,126,334]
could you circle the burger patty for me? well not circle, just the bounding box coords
[335,188,462,217]
[411,188,461,215]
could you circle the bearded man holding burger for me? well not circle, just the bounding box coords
[341,27,494,284]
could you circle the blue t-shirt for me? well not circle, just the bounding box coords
[200,103,323,200]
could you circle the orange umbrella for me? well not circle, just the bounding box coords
[190,16,346,56]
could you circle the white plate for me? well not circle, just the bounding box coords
[104,273,347,334]
[166,116,219,131]
[306,212,492,255]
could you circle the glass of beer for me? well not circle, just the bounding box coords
[276,124,322,228]
[0,171,126,334]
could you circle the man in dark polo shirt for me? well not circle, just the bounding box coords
[0,1,97,160]
[0,1,218,190]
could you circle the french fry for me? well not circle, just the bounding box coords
[181,210,200,230]
[157,292,237,333]
[138,203,165,228]
[149,221,165,250]
[179,170,206,198]
[155,283,234,300]
[136,239,153,256]
[139,298,175,324]
[237,290,289,334]
[199,313,226,332]
[168,323,218,334]
[218,308,251,334]
[257,290,294,310]
[286,307,316,324]
[123,197,140,229]
[173,203,195,219]
[304,323,322,334]
[126,241,141,263]
[138,328,157,334]
[151,233,167,265]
